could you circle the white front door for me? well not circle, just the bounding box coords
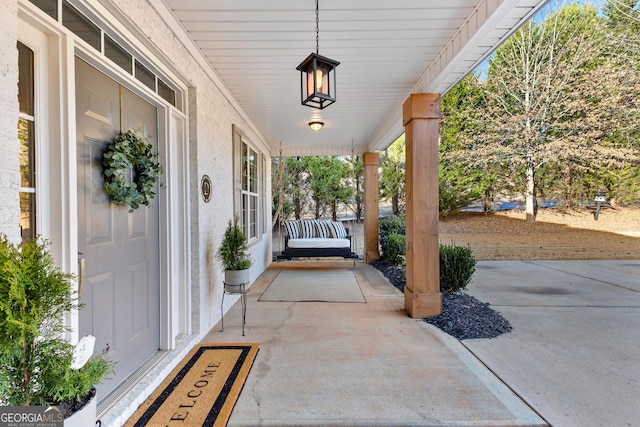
[75,58,161,397]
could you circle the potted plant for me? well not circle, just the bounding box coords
[217,215,253,289]
[0,235,114,425]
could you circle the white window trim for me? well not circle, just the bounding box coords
[241,142,259,243]
[233,125,264,246]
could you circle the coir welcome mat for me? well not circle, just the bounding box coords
[124,343,259,427]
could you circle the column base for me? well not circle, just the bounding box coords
[365,250,381,264]
[404,287,442,318]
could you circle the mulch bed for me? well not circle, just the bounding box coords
[371,260,512,340]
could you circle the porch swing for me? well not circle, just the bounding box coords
[274,146,359,262]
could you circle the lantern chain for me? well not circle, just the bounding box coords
[315,0,320,54]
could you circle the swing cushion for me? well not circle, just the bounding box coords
[287,237,351,249]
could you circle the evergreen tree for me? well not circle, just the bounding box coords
[379,135,406,215]
[439,73,497,214]
[306,156,352,220]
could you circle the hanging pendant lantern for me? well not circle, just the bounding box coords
[297,0,340,109]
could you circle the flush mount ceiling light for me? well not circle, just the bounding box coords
[296,0,340,110]
[309,121,324,132]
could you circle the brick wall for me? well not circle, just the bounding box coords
[0,0,20,242]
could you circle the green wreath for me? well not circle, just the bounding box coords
[103,130,163,212]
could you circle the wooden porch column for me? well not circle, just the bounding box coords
[363,152,381,263]
[403,94,442,318]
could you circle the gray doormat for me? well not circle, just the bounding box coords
[259,270,365,303]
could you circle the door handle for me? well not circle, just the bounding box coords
[78,256,85,297]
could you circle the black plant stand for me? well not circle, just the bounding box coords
[220,282,248,336]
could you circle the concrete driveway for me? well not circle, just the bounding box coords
[466,260,640,427]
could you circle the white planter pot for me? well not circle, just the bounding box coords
[224,269,250,287]
[64,391,97,427]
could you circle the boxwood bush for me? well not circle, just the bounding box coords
[439,243,476,293]
[385,233,406,266]
[379,216,477,292]
[379,215,405,263]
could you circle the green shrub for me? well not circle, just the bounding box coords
[217,214,253,270]
[0,235,114,406]
[439,243,476,293]
[385,233,406,266]
[379,215,405,261]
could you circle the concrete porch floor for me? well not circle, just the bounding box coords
[202,261,546,426]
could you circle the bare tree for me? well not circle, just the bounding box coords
[461,4,637,222]
[481,3,608,221]
[603,0,640,55]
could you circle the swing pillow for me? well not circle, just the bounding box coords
[284,220,301,239]
[283,219,347,239]
[315,220,332,238]
[327,221,348,239]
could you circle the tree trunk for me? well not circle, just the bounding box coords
[483,188,492,214]
[561,164,572,207]
[525,155,536,222]
[294,196,301,220]
[331,200,338,221]
[392,194,399,216]
[314,197,320,219]
[355,181,363,221]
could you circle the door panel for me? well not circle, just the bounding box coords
[84,136,114,245]
[76,58,160,397]
[89,271,116,351]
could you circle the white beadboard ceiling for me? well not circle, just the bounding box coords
[159,0,548,155]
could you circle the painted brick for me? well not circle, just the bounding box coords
[0,0,20,239]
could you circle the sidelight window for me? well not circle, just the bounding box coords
[17,42,36,242]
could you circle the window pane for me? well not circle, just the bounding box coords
[20,192,36,242]
[250,195,257,239]
[18,118,35,188]
[17,43,34,116]
[18,43,36,242]
[105,35,132,73]
[29,0,57,20]
[242,194,249,238]
[62,1,101,51]
[242,143,248,190]
[158,79,176,106]
[249,148,257,193]
[135,61,155,91]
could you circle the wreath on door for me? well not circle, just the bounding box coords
[102,130,163,212]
